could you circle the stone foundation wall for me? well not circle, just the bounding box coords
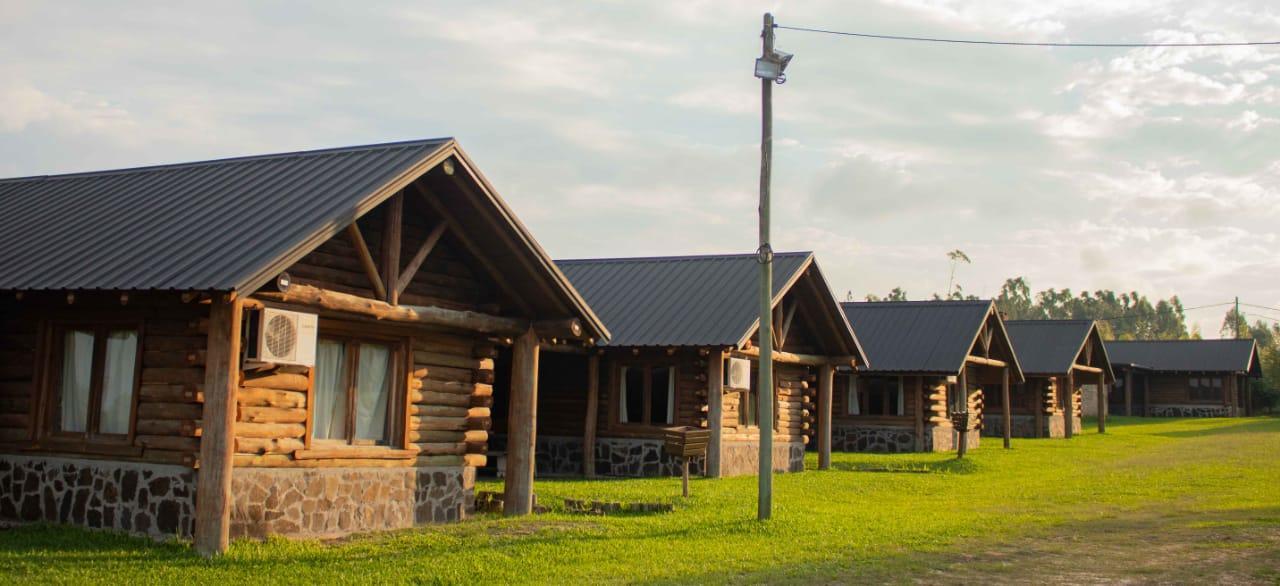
[721,441,805,477]
[831,424,917,453]
[593,438,705,478]
[536,435,585,476]
[924,426,981,452]
[229,466,472,539]
[980,415,1040,439]
[0,455,196,538]
[1149,404,1232,418]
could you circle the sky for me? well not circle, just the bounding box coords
[2,1,1279,337]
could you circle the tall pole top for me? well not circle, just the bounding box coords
[763,13,775,51]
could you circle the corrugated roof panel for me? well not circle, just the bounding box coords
[841,300,994,373]
[1004,320,1097,375]
[555,252,811,347]
[1107,339,1259,373]
[0,139,449,291]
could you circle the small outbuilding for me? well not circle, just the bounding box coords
[997,320,1113,438]
[516,252,867,478]
[0,139,607,553]
[1106,339,1261,417]
[838,300,1024,453]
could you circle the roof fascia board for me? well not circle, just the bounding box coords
[735,253,814,350]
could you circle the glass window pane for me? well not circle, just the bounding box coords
[58,330,95,433]
[846,376,860,415]
[895,378,905,416]
[621,367,644,424]
[98,330,137,435]
[313,340,349,440]
[354,343,392,443]
[868,379,886,415]
[650,367,673,425]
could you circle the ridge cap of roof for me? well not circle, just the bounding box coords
[1005,318,1094,324]
[557,251,812,264]
[1108,338,1252,344]
[0,137,454,182]
[841,299,993,307]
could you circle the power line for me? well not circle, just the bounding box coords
[1091,301,1234,323]
[775,24,1280,48]
[1241,302,1280,314]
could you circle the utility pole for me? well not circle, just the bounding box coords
[756,11,776,522]
[752,12,792,522]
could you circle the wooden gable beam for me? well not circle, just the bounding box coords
[397,221,447,297]
[346,223,387,301]
[778,299,798,350]
[382,192,404,305]
[411,183,533,316]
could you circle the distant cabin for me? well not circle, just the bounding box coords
[0,139,607,553]
[839,300,1024,453]
[1001,320,1113,438]
[1106,339,1261,417]
[532,252,867,477]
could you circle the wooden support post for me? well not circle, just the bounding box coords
[1097,370,1107,433]
[583,355,599,478]
[1244,375,1253,416]
[817,364,833,470]
[955,367,969,458]
[382,192,403,305]
[194,296,242,557]
[1001,366,1011,449]
[346,224,387,301]
[1124,369,1133,417]
[1063,371,1074,439]
[706,352,724,478]
[1143,374,1150,416]
[914,376,925,452]
[681,459,690,498]
[503,327,540,515]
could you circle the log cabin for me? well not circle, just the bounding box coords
[0,139,608,554]
[995,320,1113,439]
[837,300,1024,453]
[504,252,866,478]
[1106,340,1261,417]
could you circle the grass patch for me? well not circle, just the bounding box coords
[1,416,1278,584]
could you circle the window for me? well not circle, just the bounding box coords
[1189,377,1221,402]
[618,363,675,426]
[740,365,759,426]
[847,375,904,416]
[313,336,402,446]
[47,324,140,439]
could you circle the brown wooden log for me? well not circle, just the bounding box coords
[413,391,471,408]
[0,413,28,428]
[137,434,201,451]
[470,394,494,408]
[413,351,492,371]
[466,417,491,431]
[137,402,202,420]
[0,382,31,397]
[234,436,305,455]
[238,406,307,424]
[136,418,202,437]
[408,430,465,443]
[139,384,203,403]
[467,406,491,420]
[294,447,417,460]
[412,442,466,455]
[256,284,529,335]
[146,449,197,467]
[241,372,310,391]
[237,387,305,408]
[410,415,467,431]
[232,454,461,468]
[410,404,468,417]
[194,297,241,557]
[504,327,538,515]
[462,453,487,467]
[235,422,305,439]
[142,367,204,386]
[414,379,481,396]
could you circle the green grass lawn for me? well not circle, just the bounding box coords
[2,417,1278,584]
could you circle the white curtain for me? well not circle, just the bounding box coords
[847,376,860,415]
[618,366,630,423]
[313,340,348,440]
[354,343,391,442]
[59,330,94,433]
[98,330,137,434]
[895,377,905,416]
[664,366,675,424]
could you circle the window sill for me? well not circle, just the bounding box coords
[23,439,144,458]
[293,447,417,460]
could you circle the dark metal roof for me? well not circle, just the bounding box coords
[556,252,860,354]
[1005,320,1112,378]
[0,139,451,291]
[841,300,1008,375]
[1106,339,1262,376]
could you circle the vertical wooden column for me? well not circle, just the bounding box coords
[914,376,926,452]
[1244,375,1252,416]
[504,327,540,515]
[705,351,724,478]
[1033,379,1044,438]
[194,295,243,557]
[1225,374,1234,414]
[1143,374,1150,416]
[1124,369,1133,416]
[1001,367,1011,449]
[382,192,403,305]
[1097,370,1107,433]
[1063,370,1074,439]
[582,354,600,478]
[817,364,833,470]
[955,367,969,458]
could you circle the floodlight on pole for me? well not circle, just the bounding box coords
[754,49,793,83]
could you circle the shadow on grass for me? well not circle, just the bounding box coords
[1146,417,1280,439]
[830,456,978,475]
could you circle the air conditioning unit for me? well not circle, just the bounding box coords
[726,357,752,390]
[247,308,318,366]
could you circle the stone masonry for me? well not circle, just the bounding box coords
[229,466,472,539]
[721,441,805,477]
[1149,404,1232,417]
[831,425,917,453]
[0,455,196,538]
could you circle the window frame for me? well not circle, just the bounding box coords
[1188,376,1222,403]
[39,320,145,446]
[846,375,906,417]
[613,360,678,429]
[737,364,780,430]
[310,332,407,449]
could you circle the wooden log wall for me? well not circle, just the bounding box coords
[830,375,921,424]
[411,334,493,468]
[0,293,207,466]
[587,350,708,438]
[722,363,812,444]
